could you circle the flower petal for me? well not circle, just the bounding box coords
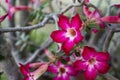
[23,77,31,80]
[95,61,110,74]
[101,16,120,23]
[66,66,77,76]
[0,13,8,22]
[8,6,16,20]
[74,32,83,44]
[15,6,31,11]
[58,14,70,30]
[61,73,70,80]
[114,4,120,8]
[5,0,9,3]
[54,75,61,80]
[97,19,105,28]
[71,14,82,29]
[84,66,97,80]
[82,46,96,60]
[62,40,74,55]
[83,6,91,18]
[48,65,58,74]
[95,52,110,61]
[85,0,89,3]
[51,30,68,43]
[19,63,29,76]
[91,10,100,19]
[74,60,87,71]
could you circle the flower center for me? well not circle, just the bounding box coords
[59,67,66,74]
[88,58,96,65]
[28,73,35,80]
[67,28,76,37]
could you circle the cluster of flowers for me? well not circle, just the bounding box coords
[19,1,113,79]
[19,0,120,80]
[1,0,120,80]
[20,45,110,80]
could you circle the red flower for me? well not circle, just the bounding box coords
[74,46,110,80]
[51,14,83,54]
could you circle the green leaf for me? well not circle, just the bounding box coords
[0,55,5,61]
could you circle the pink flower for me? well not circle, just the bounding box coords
[74,46,110,80]
[20,62,48,80]
[50,14,83,54]
[0,13,8,22]
[48,61,76,80]
[6,0,31,20]
[83,6,105,29]
[84,1,120,24]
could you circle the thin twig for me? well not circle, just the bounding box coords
[0,0,85,33]
[103,29,114,52]
[0,3,7,12]
[106,2,120,16]
[60,0,85,14]
[0,14,54,33]
[102,26,120,80]
[83,3,102,16]
[24,37,53,64]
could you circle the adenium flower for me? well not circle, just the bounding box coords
[51,14,83,54]
[0,13,8,22]
[74,46,110,80]
[20,62,48,80]
[84,0,120,25]
[5,0,31,20]
[83,6,105,29]
[48,61,76,80]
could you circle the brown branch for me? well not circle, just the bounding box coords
[24,37,53,64]
[106,2,120,16]
[0,0,85,33]
[60,0,85,14]
[83,2,102,16]
[0,3,7,12]
[102,26,120,51]
[0,14,54,33]
[102,26,120,80]
[0,39,22,80]
[103,29,114,52]
[112,27,120,32]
